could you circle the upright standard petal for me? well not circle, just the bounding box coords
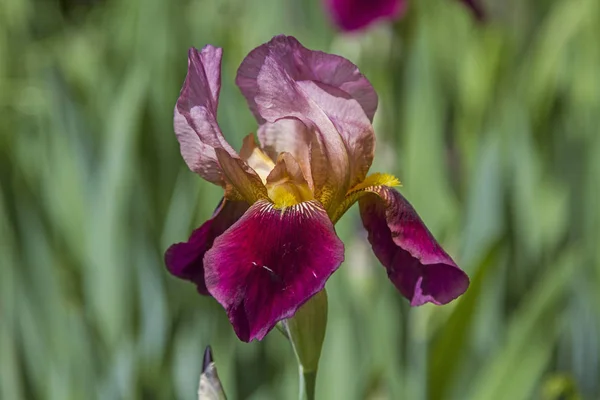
[165,199,248,295]
[325,0,405,32]
[257,119,314,191]
[174,46,238,185]
[257,118,350,202]
[236,35,378,211]
[204,200,345,342]
[296,80,375,188]
[359,186,468,306]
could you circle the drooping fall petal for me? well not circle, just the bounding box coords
[236,35,377,212]
[325,0,405,32]
[165,199,248,295]
[359,186,468,305]
[174,46,239,185]
[204,200,345,342]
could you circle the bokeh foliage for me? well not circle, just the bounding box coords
[1,0,599,398]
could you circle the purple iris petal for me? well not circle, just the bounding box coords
[165,199,248,295]
[325,0,483,32]
[174,46,238,185]
[257,119,314,191]
[236,35,377,123]
[236,36,378,210]
[236,35,378,209]
[204,200,345,342]
[325,0,405,31]
[359,186,469,305]
[236,36,348,211]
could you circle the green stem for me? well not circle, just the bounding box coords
[284,321,316,400]
[301,370,316,400]
[281,290,327,400]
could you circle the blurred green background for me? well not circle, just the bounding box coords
[1,0,599,398]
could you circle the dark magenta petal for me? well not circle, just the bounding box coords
[164,199,248,295]
[325,0,406,31]
[204,200,345,342]
[359,186,468,305]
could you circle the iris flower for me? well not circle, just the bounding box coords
[325,0,484,31]
[165,35,468,342]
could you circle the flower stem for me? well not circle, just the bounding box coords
[285,321,316,400]
[282,290,328,400]
[301,370,316,400]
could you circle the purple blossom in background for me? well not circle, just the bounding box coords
[165,35,469,342]
[325,0,484,31]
